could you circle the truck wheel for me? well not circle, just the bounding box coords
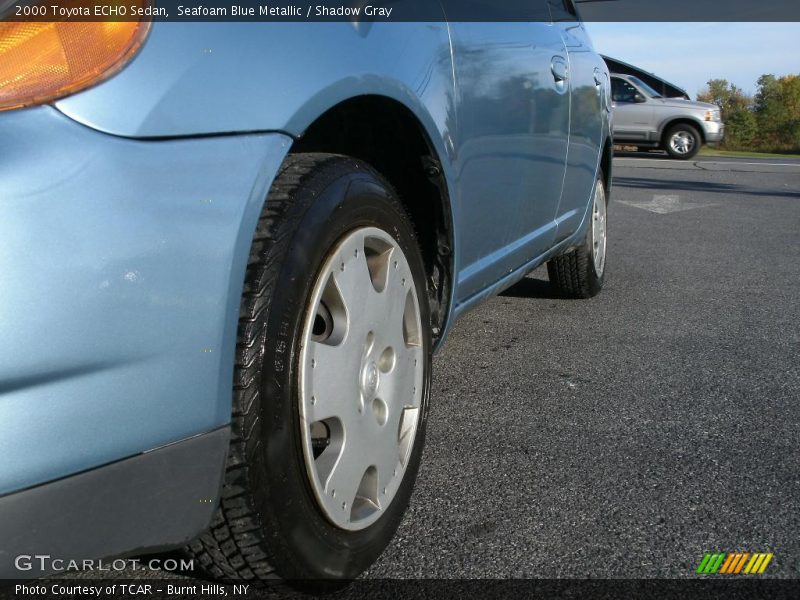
[547,174,607,299]
[664,123,701,159]
[188,153,431,584]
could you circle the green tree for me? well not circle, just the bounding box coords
[753,74,800,150]
[724,109,758,148]
[698,79,754,150]
[754,75,784,148]
[697,75,800,152]
[698,79,751,119]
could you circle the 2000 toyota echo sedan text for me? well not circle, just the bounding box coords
[0,2,612,584]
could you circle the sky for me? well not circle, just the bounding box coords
[583,22,800,99]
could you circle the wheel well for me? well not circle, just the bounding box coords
[601,136,613,194]
[290,96,453,342]
[661,118,706,144]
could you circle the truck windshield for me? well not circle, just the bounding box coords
[628,76,663,98]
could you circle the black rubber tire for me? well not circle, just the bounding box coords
[187,153,432,585]
[663,123,702,160]
[547,175,607,299]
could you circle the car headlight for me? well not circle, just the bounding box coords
[705,109,722,122]
[0,13,149,112]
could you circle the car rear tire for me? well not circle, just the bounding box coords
[663,123,701,160]
[187,153,431,585]
[547,174,607,299]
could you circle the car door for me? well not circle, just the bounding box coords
[446,3,570,302]
[549,0,607,240]
[611,76,655,141]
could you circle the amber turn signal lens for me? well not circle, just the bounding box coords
[0,21,149,112]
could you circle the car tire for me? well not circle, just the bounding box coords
[663,123,701,160]
[187,153,431,585]
[547,174,608,299]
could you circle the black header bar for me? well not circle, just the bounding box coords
[2,0,800,22]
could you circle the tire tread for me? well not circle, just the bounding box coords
[547,176,606,299]
[186,153,354,583]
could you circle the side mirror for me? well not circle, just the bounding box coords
[634,93,647,103]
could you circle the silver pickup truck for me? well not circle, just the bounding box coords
[611,73,724,159]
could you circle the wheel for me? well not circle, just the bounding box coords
[547,173,607,299]
[663,123,701,159]
[188,153,431,584]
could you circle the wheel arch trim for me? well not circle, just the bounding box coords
[658,117,707,144]
[281,89,459,349]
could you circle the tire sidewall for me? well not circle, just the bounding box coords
[584,176,607,294]
[254,164,431,580]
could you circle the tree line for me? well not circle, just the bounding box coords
[697,75,800,153]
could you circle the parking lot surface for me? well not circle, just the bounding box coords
[367,154,800,578]
[60,154,800,582]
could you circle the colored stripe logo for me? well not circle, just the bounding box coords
[696,552,773,574]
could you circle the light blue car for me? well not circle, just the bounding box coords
[0,1,612,583]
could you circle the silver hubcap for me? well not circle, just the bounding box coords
[669,131,696,155]
[298,227,424,531]
[592,180,607,276]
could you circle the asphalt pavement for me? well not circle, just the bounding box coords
[58,153,800,584]
[366,153,800,579]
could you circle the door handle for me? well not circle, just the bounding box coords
[593,67,605,100]
[551,56,568,83]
